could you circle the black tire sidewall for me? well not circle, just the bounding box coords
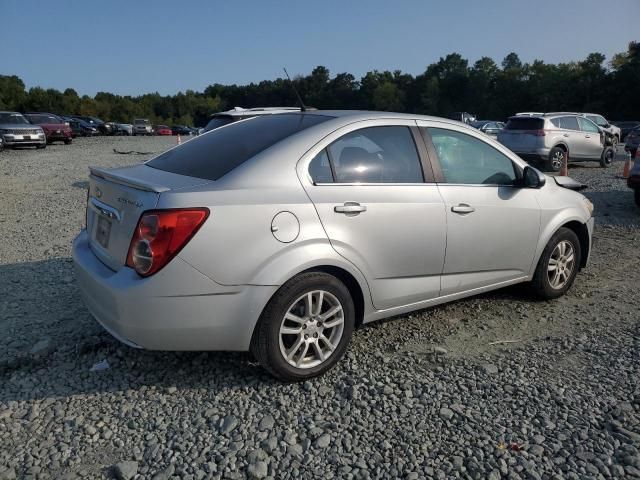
[532,227,582,299]
[600,147,614,168]
[252,272,355,382]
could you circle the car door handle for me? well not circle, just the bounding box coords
[585,135,591,138]
[334,202,367,214]
[563,133,570,137]
[451,204,475,214]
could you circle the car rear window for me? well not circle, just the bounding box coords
[505,117,544,130]
[147,113,333,181]
[203,115,236,132]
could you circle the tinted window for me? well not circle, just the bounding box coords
[204,116,236,132]
[505,117,544,130]
[308,149,333,183]
[578,117,600,133]
[428,128,517,185]
[148,114,332,181]
[327,126,423,183]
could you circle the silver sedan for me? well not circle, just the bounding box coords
[73,111,595,381]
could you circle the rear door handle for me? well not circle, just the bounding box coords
[334,202,367,214]
[451,204,475,214]
[563,133,570,137]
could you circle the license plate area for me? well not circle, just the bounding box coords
[96,216,112,248]
[23,135,31,140]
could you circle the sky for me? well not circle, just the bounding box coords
[3,0,638,97]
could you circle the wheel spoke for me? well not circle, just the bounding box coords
[319,334,335,352]
[312,341,325,362]
[304,293,313,317]
[564,253,574,265]
[296,342,310,367]
[280,326,302,335]
[320,305,342,321]
[315,291,324,316]
[323,316,344,329]
[286,336,304,360]
[285,312,305,324]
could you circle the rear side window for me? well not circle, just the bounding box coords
[505,117,544,130]
[551,116,580,131]
[428,128,517,185]
[148,114,332,181]
[324,126,423,183]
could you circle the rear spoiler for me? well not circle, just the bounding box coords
[89,166,169,193]
[554,176,587,191]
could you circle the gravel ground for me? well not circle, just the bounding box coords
[0,137,639,480]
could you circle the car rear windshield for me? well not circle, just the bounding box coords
[505,117,544,130]
[147,113,333,181]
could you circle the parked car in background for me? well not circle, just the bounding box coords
[498,113,609,171]
[580,113,621,146]
[627,148,640,207]
[203,107,302,132]
[471,120,505,138]
[73,110,594,381]
[155,125,172,136]
[172,125,194,136]
[624,126,640,154]
[73,116,111,135]
[24,113,73,145]
[612,121,640,141]
[447,112,476,124]
[0,111,46,149]
[61,116,98,137]
[115,123,133,136]
[133,119,153,136]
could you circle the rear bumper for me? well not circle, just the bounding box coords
[72,230,278,351]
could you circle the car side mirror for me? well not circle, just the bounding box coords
[522,166,546,188]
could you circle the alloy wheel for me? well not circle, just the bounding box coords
[551,151,565,170]
[278,290,345,369]
[547,240,575,289]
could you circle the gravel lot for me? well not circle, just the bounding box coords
[0,137,639,480]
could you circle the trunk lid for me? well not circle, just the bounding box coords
[86,164,210,271]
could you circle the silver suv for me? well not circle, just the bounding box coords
[132,119,153,136]
[498,113,609,171]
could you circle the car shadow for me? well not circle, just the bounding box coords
[0,258,280,403]
[71,180,89,189]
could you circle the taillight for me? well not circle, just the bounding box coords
[126,208,209,277]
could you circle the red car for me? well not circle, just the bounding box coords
[155,125,172,136]
[25,113,73,144]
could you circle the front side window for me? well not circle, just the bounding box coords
[325,126,423,183]
[578,117,600,133]
[427,127,517,185]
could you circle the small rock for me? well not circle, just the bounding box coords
[481,363,499,374]
[439,408,454,421]
[259,415,275,430]
[151,464,175,480]
[315,434,331,448]
[30,338,54,358]
[247,461,268,479]
[220,415,238,434]
[113,461,138,480]
[166,387,177,394]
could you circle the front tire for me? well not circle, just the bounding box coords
[64,138,72,145]
[547,147,566,172]
[251,272,355,382]
[600,146,614,168]
[530,227,581,299]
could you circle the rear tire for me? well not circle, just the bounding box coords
[36,144,46,149]
[64,138,72,145]
[250,272,355,382]
[530,227,581,299]
[547,147,565,172]
[600,146,614,168]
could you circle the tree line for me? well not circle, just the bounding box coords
[1,42,638,127]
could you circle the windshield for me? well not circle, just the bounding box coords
[204,116,235,132]
[25,114,62,124]
[148,113,332,181]
[0,113,30,125]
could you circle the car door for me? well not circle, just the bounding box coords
[417,122,541,296]
[577,117,604,159]
[299,121,447,310]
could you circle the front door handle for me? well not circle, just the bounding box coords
[334,202,367,215]
[563,133,570,137]
[451,203,475,214]
[585,135,591,138]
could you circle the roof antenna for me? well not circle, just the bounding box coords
[283,68,307,112]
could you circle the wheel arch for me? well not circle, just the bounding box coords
[532,212,591,275]
[560,220,590,269]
